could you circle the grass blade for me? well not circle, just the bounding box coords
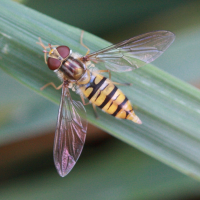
[0,0,200,180]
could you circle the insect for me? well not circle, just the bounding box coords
[37,30,175,177]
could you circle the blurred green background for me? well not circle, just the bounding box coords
[1,0,200,199]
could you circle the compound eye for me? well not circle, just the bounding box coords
[47,57,61,70]
[56,46,70,59]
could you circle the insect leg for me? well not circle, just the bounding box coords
[36,38,50,64]
[37,38,58,64]
[80,31,90,55]
[111,82,132,86]
[79,92,98,118]
[40,82,63,90]
[96,69,111,80]
[92,103,99,119]
[79,92,91,105]
[37,37,49,50]
[37,38,58,49]
[79,91,98,118]
[97,70,131,86]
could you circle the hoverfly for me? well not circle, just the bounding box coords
[37,30,175,177]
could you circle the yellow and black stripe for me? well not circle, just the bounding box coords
[80,72,142,124]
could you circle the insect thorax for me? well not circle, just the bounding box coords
[54,53,85,81]
[54,56,92,88]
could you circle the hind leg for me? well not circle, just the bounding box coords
[97,70,131,85]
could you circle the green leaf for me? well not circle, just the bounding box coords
[1,140,200,200]
[0,0,200,181]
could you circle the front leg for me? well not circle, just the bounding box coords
[40,82,63,90]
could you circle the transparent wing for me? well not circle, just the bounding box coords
[53,85,87,177]
[86,30,175,72]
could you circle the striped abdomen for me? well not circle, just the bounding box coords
[79,72,141,124]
